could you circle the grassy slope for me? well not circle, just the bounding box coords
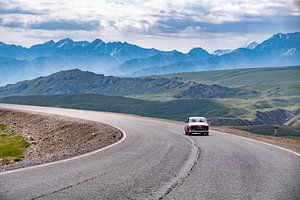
[0,123,30,160]
[1,94,299,138]
[217,96,300,120]
[0,94,236,121]
[151,66,300,120]
[0,69,186,98]
[160,66,300,97]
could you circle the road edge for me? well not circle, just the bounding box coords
[214,130,300,157]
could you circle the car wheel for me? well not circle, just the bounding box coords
[206,132,209,136]
[185,129,189,135]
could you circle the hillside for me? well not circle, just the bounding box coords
[174,83,255,99]
[1,66,298,103]
[0,66,299,129]
[160,66,300,97]
[0,94,232,121]
[1,94,299,130]
[0,69,255,99]
[0,69,185,97]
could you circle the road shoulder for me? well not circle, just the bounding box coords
[0,108,123,172]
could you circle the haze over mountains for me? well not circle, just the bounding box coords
[0,32,299,86]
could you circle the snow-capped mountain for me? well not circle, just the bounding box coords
[0,32,299,85]
[133,32,300,76]
[243,41,258,49]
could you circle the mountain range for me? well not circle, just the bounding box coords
[0,32,299,86]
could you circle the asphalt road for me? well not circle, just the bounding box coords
[0,104,299,200]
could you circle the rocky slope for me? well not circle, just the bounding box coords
[253,109,299,125]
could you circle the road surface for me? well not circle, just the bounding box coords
[0,104,299,200]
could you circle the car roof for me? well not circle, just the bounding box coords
[189,117,207,120]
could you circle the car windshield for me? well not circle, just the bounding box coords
[190,118,206,123]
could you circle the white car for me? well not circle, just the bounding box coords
[184,117,209,136]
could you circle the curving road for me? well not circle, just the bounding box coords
[0,104,299,200]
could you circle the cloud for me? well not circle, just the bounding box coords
[0,19,25,28]
[0,0,41,15]
[30,20,101,31]
[0,0,299,51]
[0,8,40,15]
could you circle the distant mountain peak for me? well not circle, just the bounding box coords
[270,32,300,40]
[243,41,258,49]
[188,47,207,53]
[188,47,211,60]
[271,33,286,39]
[91,39,103,44]
[45,40,55,44]
[56,38,74,48]
[42,40,56,46]
[90,39,104,50]
[57,38,73,43]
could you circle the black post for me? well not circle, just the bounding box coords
[274,126,278,137]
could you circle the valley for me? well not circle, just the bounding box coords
[0,32,299,140]
[0,66,299,139]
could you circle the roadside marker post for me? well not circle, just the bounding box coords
[274,126,278,137]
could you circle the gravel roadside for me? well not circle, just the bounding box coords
[212,126,300,153]
[0,109,122,172]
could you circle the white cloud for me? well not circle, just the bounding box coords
[0,0,299,51]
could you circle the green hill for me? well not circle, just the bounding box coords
[0,94,234,121]
[0,69,185,98]
[160,66,300,97]
[0,68,256,100]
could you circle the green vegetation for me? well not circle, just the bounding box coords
[0,69,185,98]
[0,123,6,131]
[235,125,300,139]
[0,134,30,160]
[0,66,299,139]
[217,96,300,120]
[160,66,300,97]
[0,123,30,160]
[0,94,237,121]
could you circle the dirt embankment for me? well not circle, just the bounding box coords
[0,109,122,172]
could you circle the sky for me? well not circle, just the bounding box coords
[0,0,299,52]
